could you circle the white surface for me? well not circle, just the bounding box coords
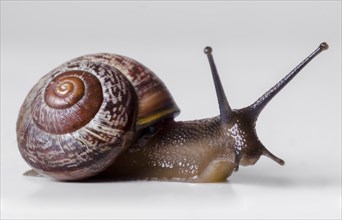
[1,1,341,219]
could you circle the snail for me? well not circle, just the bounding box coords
[17,42,328,182]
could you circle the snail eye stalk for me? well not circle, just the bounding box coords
[204,46,232,126]
[247,42,328,120]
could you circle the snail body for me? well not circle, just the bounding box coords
[104,117,236,182]
[17,43,328,182]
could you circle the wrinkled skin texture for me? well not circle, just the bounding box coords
[101,112,267,182]
[102,117,236,182]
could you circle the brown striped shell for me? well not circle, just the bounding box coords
[16,53,179,180]
[69,53,180,128]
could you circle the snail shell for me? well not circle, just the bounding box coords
[16,53,179,180]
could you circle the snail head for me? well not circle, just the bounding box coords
[204,42,328,171]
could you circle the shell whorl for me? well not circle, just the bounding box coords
[33,71,103,135]
[69,53,180,129]
[44,73,86,109]
[17,59,138,180]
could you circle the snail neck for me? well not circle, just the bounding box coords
[103,115,236,182]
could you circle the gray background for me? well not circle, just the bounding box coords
[1,1,341,219]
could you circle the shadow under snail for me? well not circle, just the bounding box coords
[17,42,328,182]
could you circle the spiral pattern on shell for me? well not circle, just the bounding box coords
[68,53,180,128]
[44,73,86,110]
[17,59,138,180]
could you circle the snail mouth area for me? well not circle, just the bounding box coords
[238,141,264,166]
[239,155,261,166]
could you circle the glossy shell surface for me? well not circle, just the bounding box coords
[17,59,137,180]
[69,53,180,128]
